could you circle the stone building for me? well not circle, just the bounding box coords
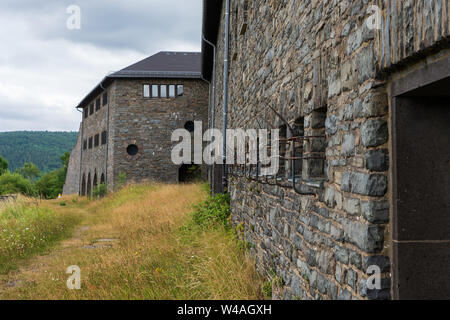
[63,51,209,195]
[202,0,450,299]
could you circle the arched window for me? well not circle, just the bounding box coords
[100,173,105,185]
[93,173,98,189]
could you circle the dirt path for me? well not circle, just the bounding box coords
[0,200,107,298]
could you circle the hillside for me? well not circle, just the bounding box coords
[0,131,78,173]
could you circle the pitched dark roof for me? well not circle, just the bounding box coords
[111,51,202,78]
[76,51,202,109]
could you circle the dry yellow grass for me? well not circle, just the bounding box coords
[0,183,265,300]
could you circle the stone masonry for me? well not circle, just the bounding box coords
[203,0,450,300]
[64,52,209,195]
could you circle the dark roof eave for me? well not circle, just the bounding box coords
[201,0,223,81]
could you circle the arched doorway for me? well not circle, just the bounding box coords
[93,172,98,189]
[179,164,201,183]
[86,173,91,197]
[81,173,86,196]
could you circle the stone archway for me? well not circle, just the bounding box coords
[179,164,201,183]
[81,173,86,196]
[86,173,91,197]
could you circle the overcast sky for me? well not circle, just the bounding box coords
[0,0,203,132]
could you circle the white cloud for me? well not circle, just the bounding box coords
[0,0,202,131]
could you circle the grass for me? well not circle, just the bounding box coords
[0,197,81,274]
[0,183,266,300]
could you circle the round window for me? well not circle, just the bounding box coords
[127,144,139,156]
[184,121,195,132]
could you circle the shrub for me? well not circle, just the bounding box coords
[0,172,35,196]
[115,171,127,191]
[93,183,107,198]
[191,193,231,228]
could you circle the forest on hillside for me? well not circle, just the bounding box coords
[0,131,77,173]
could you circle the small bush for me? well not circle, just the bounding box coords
[191,193,231,228]
[115,172,127,191]
[93,183,107,198]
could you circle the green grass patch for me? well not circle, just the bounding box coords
[0,198,81,274]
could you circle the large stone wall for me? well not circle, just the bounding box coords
[109,78,209,188]
[209,0,449,300]
[62,123,82,195]
[65,77,209,194]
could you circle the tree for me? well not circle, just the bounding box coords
[0,155,8,175]
[34,152,71,199]
[35,171,60,199]
[0,172,35,196]
[18,162,41,181]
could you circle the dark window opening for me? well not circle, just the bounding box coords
[184,121,195,133]
[89,103,94,115]
[88,137,93,149]
[84,107,88,119]
[94,134,100,147]
[102,92,108,106]
[100,173,105,185]
[303,107,327,181]
[179,164,202,183]
[101,131,107,145]
[83,139,87,150]
[127,144,139,156]
[95,98,101,111]
[278,125,287,178]
[290,117,305,178]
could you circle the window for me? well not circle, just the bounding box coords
[96,98,101,111]
[89,103,94,115]
[291,117,305,178]
[102,92,108,106]
[101,131,107,145]
[160,85,167,98]
[278,125,287,178]
[127,144,139,156]
[184,121,195,133]
[83,139,87,150]
[143,85,150,98]
[94,134,100,147]
[88,137,93,149]
[169,85,176,98]
[177,85,184,97]
[152,85,159,98]
[303,107,327,180]
[84,107,88,119]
